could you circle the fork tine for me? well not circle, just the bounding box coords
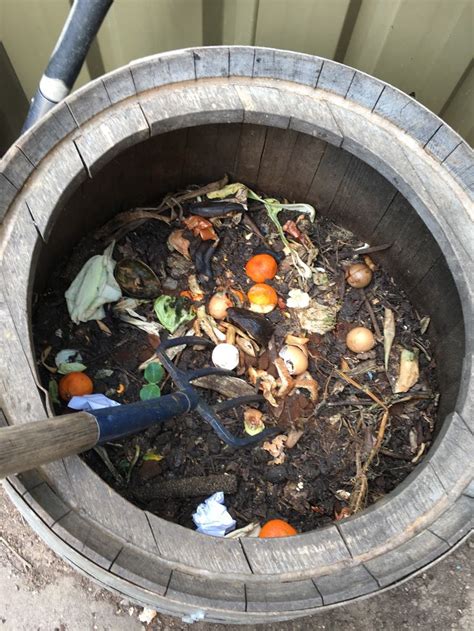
[187,367,235,380]
[159,336,214,350]
[196,401,278,448]
[214,394,264,413]
[153,333,275,448]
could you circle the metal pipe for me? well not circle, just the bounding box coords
[22,0,113,132]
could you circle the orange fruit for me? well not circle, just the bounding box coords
[59,372,93,402]
[245,254,278,283]
[259,519,297,538]
[247,283,278,314]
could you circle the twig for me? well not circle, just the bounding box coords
[325,398,374,407]
[360,288,383,340]
[362,409,389,473]
[379,447,412,461]
[157,175,228,212]
[334,368,390,512]
[349,447,367,513]
[93,446,124,485]
[411,443,426,463]
[323,370,333,401]
[354,243,392,254]
[0,536,32,570]
[335,369,387,409]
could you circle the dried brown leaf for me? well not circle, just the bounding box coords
[236,337,257,357]
[285,429,304,449]
[383,308,396,370]
[96,319,112,336]
[262,434,287,465]
[94,209,172,243]
[274,357,295,397]
[167,229,191,260]
[40,346,57,374]
[394,349,419,393]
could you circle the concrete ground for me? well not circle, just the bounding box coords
[0,486,472,631]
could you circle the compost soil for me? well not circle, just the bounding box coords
[33,185,439,533]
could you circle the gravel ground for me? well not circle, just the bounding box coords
[0,486,472,631]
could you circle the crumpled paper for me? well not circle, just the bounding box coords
[65,241,122,324]
[192,492,236,537]
[68,394,121,412]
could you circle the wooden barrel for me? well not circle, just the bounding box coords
[1,47,472,623]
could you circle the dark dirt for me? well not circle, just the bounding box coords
[33,184,439,533]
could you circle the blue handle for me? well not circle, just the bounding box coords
[92,390,197,443]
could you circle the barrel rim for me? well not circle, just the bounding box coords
[1,47,472,619]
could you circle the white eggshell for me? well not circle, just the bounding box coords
[211,343,240,370]
[278,345,308,375]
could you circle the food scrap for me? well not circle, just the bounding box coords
[259,518,297,538]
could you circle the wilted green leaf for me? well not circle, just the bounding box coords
[126,445,141,484]
[210,182,316,280]
[58,362,87,375]
[48,379,60,405]
[247,192,316,279]
[207,182,248,200]
[419,316,430,335]
[144,362,165,384]
[139,383,162,401]
[142,450,164,462]
[55,348,82,367]
[153,295,194,333]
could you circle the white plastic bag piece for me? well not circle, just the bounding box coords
[68,394,121,412]
[181,610,205,624]
[192,492,236,537]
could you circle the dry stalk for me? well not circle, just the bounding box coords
[335,369,390,513]
[360,288,383,340]
[157,175,228,212]
[349,447,368,514]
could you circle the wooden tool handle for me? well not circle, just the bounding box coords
[0,412,99,478]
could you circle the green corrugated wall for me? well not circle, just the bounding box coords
[0,0,472,147]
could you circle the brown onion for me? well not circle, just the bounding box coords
[208,292,232,319]
[346,327,376,353]
[345,263,373,288]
